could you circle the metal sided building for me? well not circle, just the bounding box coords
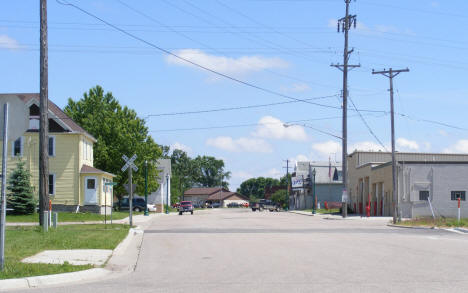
[347,151,468,218]
[290,161,343,210]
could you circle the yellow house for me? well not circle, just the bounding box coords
[1,93,115,214]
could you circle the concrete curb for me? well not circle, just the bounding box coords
[0,223,148,291]
[288,211,315,217]
[387,224,437,230]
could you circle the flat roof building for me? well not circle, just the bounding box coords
[347,151,468,218]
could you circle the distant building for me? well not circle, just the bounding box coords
[348,151,468,218]
[183,187,248,207]
[290,161,343,210]
[147,159,171,213]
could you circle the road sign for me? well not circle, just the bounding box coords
[121,154,138,172]
[124,184,136,193]
[0,95,28,141]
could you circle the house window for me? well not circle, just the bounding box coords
[48,136,55,156]
[29,116,40,130]
[87,178,96,189]
[49,174,55,195]
[419,191,429,201]
[451,191,466,201]
[12,137,23,157]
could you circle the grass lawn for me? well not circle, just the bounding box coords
[398,217,468,228]
[6,211,142,223]
[301,208,340,214]
[1,224,130,280]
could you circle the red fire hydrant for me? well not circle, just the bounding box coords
[366,204,370,218]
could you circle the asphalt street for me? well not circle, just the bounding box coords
[10,209,468,293]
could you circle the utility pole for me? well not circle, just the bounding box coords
[283,160,291,210]
[331,0,359,218]
[39,0,49,229]
[372,68,409,224]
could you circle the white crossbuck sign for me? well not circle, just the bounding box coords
[121,154,138,172]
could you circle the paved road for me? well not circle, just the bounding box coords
[12,209,468,293]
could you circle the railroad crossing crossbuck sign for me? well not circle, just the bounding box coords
[121,154,138,172]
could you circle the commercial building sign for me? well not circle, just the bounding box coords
[291,176,304,189]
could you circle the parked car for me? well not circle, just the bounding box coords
[242,202,249,208]
[192,202,201,208]
[172,202,180,209]
[211,202,221,208]
[114,197,146,212]
[178,201,194,215]
[250,199,280,212]
[227,202,239,208]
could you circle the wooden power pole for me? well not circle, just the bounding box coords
[372,68,409,224]
[39,0,49,228]
[331,0,359,218]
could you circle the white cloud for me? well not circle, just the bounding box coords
[443,140,468,153]
[170,142,192,155]
[312,141,341,158]
[396,138,419,151]
[263,168,282,178]
[0,35,20,50]
[350,141,387,152]
[232,171,254,180]
[253,116,307,141]
[206,136,273,153]
[281,83,311,93]
[166,49,288,75]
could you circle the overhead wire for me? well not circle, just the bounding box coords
[55,0,345,111]
[348,96,388,151]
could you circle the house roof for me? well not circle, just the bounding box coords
[7,93,96,142]
[184,187,228,196]
[80,164,115,177]
[207,191,248,201]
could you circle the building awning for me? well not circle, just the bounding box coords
[80,164,115,177]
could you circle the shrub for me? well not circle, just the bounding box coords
[7,160,36,215]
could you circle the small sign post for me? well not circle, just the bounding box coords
[122,154,138,226]
[105,182,118,227]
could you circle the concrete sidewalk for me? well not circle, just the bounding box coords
[0,212,164,291]
[289,210,393,222]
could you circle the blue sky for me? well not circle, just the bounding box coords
[2,0,468,190]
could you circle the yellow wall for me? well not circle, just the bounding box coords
[3,132,87,206]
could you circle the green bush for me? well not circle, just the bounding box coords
[7,160,36,215]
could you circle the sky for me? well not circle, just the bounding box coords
[2,0,468,190]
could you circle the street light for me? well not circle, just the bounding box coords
[144,160,148,216]
[165,174,169,214]
[312,168,316,214]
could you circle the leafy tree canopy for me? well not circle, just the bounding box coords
[167,149,231,202]
[64,86,162,197]
[271,189,288,209]
[237,177,280,199]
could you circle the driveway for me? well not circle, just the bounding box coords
[10,209,468,293]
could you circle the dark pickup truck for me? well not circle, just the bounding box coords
[250,199,281,212]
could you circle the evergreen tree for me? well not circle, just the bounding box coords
[7,160,36,215]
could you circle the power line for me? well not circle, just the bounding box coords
[55,0,345,110]
[144,94,339,118]
[348,96,388,151]
[149,115,377,133]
